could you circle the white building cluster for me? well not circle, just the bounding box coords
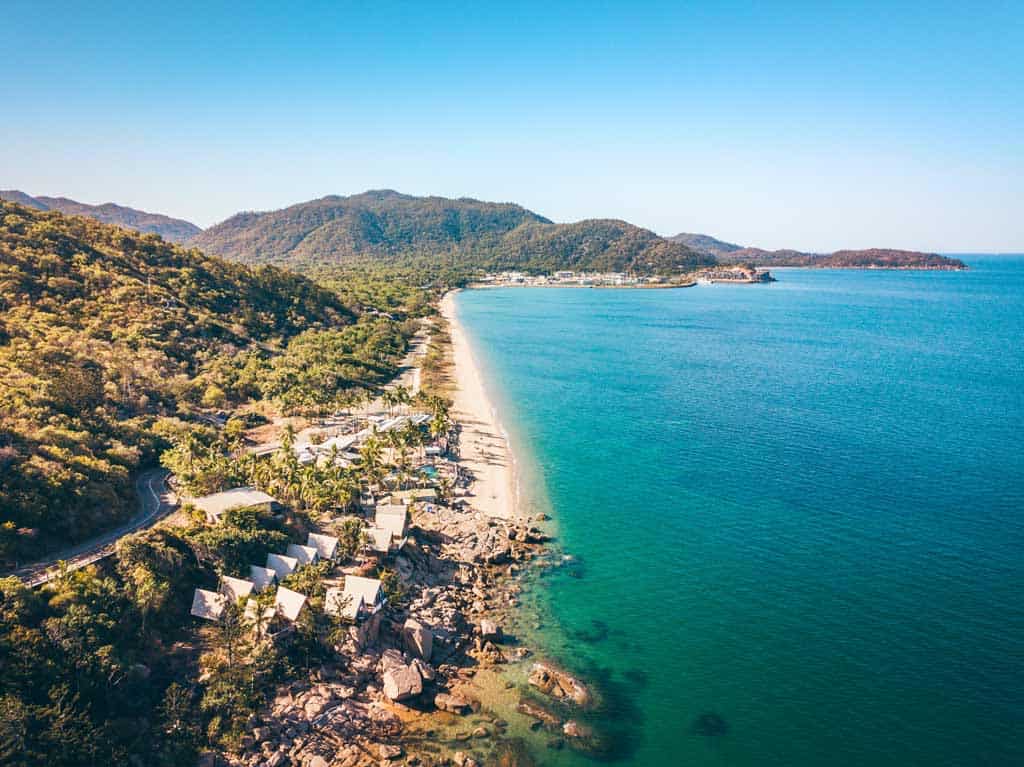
[478,270,666,287]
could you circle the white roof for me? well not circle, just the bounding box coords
[343,575,383,608]
[325,586,361,619]
[286,543,319,566]
[219,576,255,602]
[318,434,360,453]
[379,416,405,432]
[375,507,407,539]
[274,586,307,622]
[191,487,278,517]
[266,553,298,579]
[366,526,392,553]
[190,588,226,621]
[249,565,277,591]
[307,533,339,560]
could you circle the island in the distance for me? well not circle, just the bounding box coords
[670,233,967,271]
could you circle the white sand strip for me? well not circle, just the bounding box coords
[440,291,515,520]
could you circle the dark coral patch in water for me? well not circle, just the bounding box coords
[691,711,729,737]
[571,619,610,643]
[622,668,649,689]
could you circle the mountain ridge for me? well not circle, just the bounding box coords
[0,189,202,243]
[192,189,712,275]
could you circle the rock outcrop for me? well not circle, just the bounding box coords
[402,618,434,661]
[527,662,593,707]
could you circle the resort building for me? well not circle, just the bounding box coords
[249,565,277,592]
[375,505,408,538]
[190,487,281,524]
[190,588,227,621]
[219,575,255,603]
[328,575,386,622]
[273,586,308,622]
[285,543,320,566]
[307,532,340,561]
[392,488,437,505]
[266,552,299,580]
[366,527,393,554]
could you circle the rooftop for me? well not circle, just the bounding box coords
[191,487,279,519]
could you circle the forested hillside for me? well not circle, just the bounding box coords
[193,190,713,276]
[0,201,411,563]
[0,190,202,243]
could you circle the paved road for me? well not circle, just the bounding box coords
[6,469,178,587]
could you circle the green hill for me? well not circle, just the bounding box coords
[193,190,713,275]
[667,232,744,256]
[0,201,360,562]
[0,190,202,243]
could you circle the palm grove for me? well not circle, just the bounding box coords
[0,201,449,765]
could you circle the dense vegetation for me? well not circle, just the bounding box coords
[0,190,202,244]
[0,502,357,765]
[192,189,713,276]
[0,393,451,765]
[0,201,415,564]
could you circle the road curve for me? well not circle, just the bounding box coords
[6,468,178,587]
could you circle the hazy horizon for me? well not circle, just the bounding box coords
[3,1,1021,251]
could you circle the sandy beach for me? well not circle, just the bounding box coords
[440,290,515,521]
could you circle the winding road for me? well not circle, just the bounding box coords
[6,327,429,588]
[7,468,178,587]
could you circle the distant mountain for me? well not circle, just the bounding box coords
[668,232,743,256]
[669,231,966,270]
[815,249,967,270]
[0,190,202,243]
[194,190,713,276]
[0,189,48,210]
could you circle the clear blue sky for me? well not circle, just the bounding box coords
[2,1,1021,251]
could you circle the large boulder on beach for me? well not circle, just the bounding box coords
[383,664,423,701]
[402,618,434,661]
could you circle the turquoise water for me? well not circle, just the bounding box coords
[455,258,1024,767]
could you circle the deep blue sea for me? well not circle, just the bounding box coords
[454,257,1024,767]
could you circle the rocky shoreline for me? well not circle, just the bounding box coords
[212,466,602,767]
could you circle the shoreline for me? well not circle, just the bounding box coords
[440,290,517,522]
[234,292,597,767]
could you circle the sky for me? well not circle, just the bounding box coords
[2,0,1022,251]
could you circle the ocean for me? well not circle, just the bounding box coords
[453,256,1024,767]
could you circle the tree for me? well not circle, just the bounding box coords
[334,517,367,562]
[116,531,183,634]
[216,600,247,668]
[0,695,28,765]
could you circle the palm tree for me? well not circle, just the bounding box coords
[393,385,412,414]
[360,432,385,489]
